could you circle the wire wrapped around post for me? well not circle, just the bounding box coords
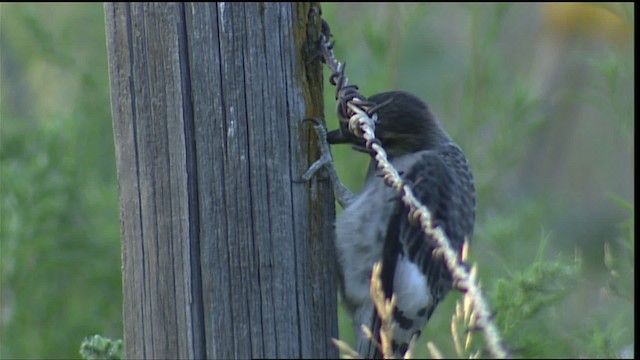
[318,20,510,359]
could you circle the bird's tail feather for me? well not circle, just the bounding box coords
[354,302,384,359]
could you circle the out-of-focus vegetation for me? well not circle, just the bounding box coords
[1,3,121,359]
[0,3,633,359]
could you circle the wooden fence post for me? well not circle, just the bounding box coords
[104,2,337,358]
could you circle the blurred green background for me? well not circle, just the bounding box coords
[0,3,634,359]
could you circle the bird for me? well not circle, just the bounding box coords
[303,90,476,358]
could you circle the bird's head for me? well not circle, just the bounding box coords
[327,91,449,157]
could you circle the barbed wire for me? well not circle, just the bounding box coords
[317,19,510,359]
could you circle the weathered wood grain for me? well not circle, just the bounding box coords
[105,2,337,358]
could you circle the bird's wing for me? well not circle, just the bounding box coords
[396,146,475,290]
[364,147,475,358]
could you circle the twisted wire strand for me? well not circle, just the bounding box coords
[317,25,509,359]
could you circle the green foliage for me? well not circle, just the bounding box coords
[577,196,634,359]
[1,3,121,359]
[492,248,579,357]
[582,317,629,358]
[79,335,123,360]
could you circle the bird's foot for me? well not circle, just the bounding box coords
[301,117,355,208]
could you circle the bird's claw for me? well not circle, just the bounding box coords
[301,155,332,182]
[300,117,332,182]
[300,117,355,208]
[301,117,324,127]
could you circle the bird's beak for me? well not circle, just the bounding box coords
[327,129,369,153]
[326,129,352,144]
